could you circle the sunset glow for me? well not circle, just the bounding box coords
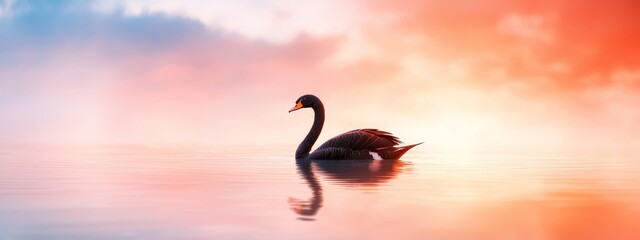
[1,0,639,153]
[2,2,640,238]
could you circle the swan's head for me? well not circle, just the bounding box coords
[289,94,319,113]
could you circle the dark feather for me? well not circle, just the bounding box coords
[316,129,402,151]
[371,142,423,160]
[308,129,418,160]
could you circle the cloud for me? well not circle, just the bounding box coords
[497,13,553,43]
[92,0,364,44]
[1,0,639,150]
[0,0,15,17]
[328,0,640,151]
[0,0,344,145]
[362,0,640,92]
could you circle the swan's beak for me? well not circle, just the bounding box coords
[289,102,303,113]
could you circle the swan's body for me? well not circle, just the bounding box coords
[289,94,421,160]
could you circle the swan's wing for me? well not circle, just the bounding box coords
[316,129,402,151]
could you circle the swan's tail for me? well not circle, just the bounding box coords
[376,142,423,159]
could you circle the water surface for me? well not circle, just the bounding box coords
[1,145,639,239]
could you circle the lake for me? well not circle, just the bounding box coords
[0,145,639,239]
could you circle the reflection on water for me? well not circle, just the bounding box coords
[289,160,323,219]
[0,145,639,239]
[289,159,407,220]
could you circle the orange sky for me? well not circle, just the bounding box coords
[0,0,639,153]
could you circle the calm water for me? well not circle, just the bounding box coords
[0,145,639,240]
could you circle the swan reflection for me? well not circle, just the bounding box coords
[289,159,408,220]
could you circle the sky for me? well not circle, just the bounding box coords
[1,0,639,153]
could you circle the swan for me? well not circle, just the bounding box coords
[289,94,421,160]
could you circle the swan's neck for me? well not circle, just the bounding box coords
[296,103,324,159]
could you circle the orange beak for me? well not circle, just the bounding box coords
[289,102,303,113]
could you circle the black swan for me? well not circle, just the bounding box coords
[289,94,421,160]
